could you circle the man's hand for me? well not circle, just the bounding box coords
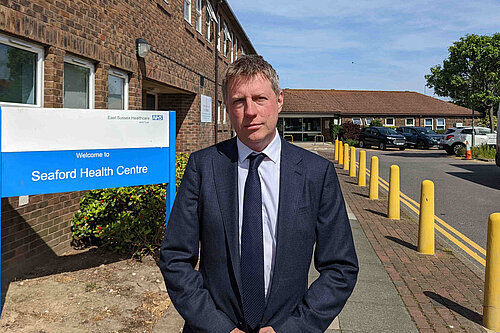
[230,329,245,333]
[259,327,276,333]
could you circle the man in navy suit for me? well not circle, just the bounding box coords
[159,55,358,332]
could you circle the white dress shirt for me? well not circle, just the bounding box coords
[237,130,281,297]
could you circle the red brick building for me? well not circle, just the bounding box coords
[280,89,479,142]
[0,0,254,284]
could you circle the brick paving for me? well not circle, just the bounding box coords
[317,149,487,333]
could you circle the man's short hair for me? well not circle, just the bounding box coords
[222,55,281,101]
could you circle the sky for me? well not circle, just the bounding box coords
[228,0,500,97]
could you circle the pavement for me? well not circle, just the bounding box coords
[154,142,491,333]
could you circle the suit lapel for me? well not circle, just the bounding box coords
[263,139,304,322]
[213,138,242,297]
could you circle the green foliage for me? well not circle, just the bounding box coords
[369,119,383,127]
[329,122,341,142]
[472,145,497,159]
[176,152,190,189]
[435,129,446,134]
[344,139,359,147]
[340,121,361,140]
[71,152,191,258]
[425,33,500,130]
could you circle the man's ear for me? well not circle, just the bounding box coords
[277,90,284,114]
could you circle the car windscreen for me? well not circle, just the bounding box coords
[416,128,437,135]
[378,127,398,135]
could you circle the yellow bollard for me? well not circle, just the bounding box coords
[358,151,366,186]
[343,144,349,170]
[339,141,344,165]
[418,180,434,255]
[334,139,339,161]
[483,213,500,331]
[387,165,400,219]
[349,147,356,177]
[369,156,379,199]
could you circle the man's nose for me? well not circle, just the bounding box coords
[244,99,257,117]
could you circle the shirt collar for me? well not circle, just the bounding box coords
[237,129,281,164]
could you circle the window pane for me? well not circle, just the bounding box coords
[108,74,124,109]
[64,62,89,109]
[424,119,432,126]
[0,43,37,104]
[437,118,445,125]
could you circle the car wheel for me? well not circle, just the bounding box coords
[399,147,406,151]
[379,142,386,150]
[417,140,426,149]
[444,147,454,155]
[452,143,466,156]
[359,140,365,148]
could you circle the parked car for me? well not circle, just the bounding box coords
[358,126,406,150]
[396,126,442,149]
[440,126,497,155]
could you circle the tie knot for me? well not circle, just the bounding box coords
[248,153,266,170]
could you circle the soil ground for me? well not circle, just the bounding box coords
[0,247,172,333]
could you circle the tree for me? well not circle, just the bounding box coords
[425,33,500,131]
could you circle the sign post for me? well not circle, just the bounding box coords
[0,107,176,311]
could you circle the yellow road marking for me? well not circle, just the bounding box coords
[352,160,486,266]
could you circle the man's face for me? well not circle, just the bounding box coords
[225,74,283,152]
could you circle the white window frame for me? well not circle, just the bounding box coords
[205,3,212,41]
[63,55,95,109]
[217,14,221,51]
[384,117,395,126]
[234,38,238,60]
[223,104,227,124]
[405,117,415,126]
[217,101,221,124]
[436,118,445,131]
[223,22,232,57]
[230,32,234,62]
[424,118,433,129]
[364,117,373,126]
[352,117,362,125]
[195,0,202,33]
[108,68,129,110]
[184,0,192,24]
[0,34,44,107]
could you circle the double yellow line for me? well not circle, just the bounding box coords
[356,161,486,267]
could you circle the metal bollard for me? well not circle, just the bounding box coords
[387,165,400,219]
[339,141,344,165]
[358,151,366,186]
[369,156,379,199]
[483,213,500,331]
[418,180,434,254]
[349,147,356,177]
[343,144,349,170]
[334,139,339,161]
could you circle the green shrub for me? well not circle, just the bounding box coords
[369,119,383,127]
[472,145,496,159]
[330,123,341,142]
[455,146,466,157]
[71,152,190,258]
[344,139,359,147]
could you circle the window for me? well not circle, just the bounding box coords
[424,118,433,129]
[217,101,221,124]
[364,117,373,126]
[223,104,227,124]
[230,32,234,62]
[108,69,128,110]
[184,0,191,23]
[352,117,362,125]
[217,15,221,51]
[385,117,394,126]
[195,0,202,33]
[436,118,445,131]
[405,118,414,126]
[0,34,44,107]
[234,38,238,60]
[223,22,231,57]
[63,55,94,109]
[205,3,212,41]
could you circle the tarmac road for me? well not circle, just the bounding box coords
[357,147,500,254]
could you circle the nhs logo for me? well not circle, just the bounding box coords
[152,115,163,121]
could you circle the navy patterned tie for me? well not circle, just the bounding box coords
[241,153,266,330]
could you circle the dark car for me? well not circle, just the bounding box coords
[358,126,406,150]
[396,126,442,149]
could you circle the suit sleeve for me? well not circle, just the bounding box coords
[276,161,359,332]
[158,153,236,333]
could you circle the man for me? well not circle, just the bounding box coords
[159,55,358,332]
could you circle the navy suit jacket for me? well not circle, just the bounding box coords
[159,137,358,332]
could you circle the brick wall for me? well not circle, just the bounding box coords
[0,0,252,285]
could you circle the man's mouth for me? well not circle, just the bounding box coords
[245,123,262,130]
